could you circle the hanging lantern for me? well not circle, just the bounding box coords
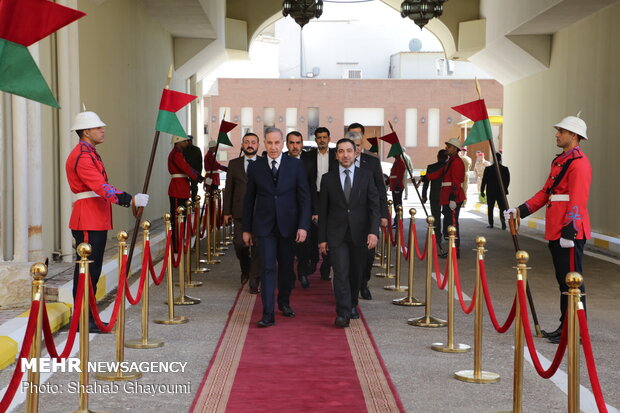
[282,0,324,29]
[400,0,448,29]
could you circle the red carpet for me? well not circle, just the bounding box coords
[191,270,405,413]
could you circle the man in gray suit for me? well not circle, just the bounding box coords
[223,132,261,294]
[319,137,379,327]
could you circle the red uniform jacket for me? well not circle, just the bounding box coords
[389,157,406,191]
[66,140,131,231]
[204,150,226,186]
[168,148,199,199]
[518,146,591,241]
[425,153,466,205]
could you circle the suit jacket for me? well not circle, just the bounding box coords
[357,153,388,219]
[480,164,510,196]
[422,160,446,202]
[318,167,379,247]
[223,156,261,219]
[301,148,338,214]
[242,154,312,238]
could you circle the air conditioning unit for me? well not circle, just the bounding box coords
[344,69,362,79]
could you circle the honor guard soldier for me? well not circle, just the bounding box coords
[505,116,591,344]
[66,111,149,331]
[204,140,228,191]
[169,135,203,251]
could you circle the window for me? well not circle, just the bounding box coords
[343,69,362,79]
[307,107,319,138]
[405,109,417,147]
[427,108,440,147]
[263,107,275,130]
[286,108,297,133]
[241,107,253,137]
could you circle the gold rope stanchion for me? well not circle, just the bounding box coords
[25,262,46,412]
[202,193,221,265]
[96,233,142,382]
[182,200,203,288]
[193,195,210,273]
[394,208,423,306]
[74,243,111,412]
[409,216,447,327]
[126,221,164,349]
[454,236,500,383]
[216,190,228,251]
[173,206,200,305]
[211,191,225,257]
[431,226,470,353]
[566,272,583,413]
[385,205,408,292]
[376,200,395,278]
[155,213,189,324]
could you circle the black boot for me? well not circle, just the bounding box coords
[541,325,562,338]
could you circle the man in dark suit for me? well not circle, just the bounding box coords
[347,125,388,300]
[223,132,261,294]
[480,152,511,230]
[243,127,311,327]
[422,149,448,252]
[300,126,338,280]
[319,138,379,327]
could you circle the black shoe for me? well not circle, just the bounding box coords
[320,274,331,280]
[501,223,507,230]
[486,224,493,228]
[438,251,448,259]
[360,284,372,300]
[300,275,310,289]
[89,322,106,334]
[541,325,562,338]
[257,315,275,328]
[279,305,296,318]
[548,335,561,344]
[350,307,360,319]
[249,286,260,294]
[334,316,350,328]
[240,273,249,284]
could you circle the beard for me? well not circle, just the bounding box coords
[242,147,257,156]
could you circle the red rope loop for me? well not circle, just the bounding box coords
[89,254,128,332]
[42,275,84,360]
[517,279,568,378]
[149,231,170,285]
[124,248,148,305]
[578,308,609,412]
[386,214,396,246]
[398,218,409,261]
[479,259,516,333]
[0,299,40,411]
[452,247,476,314]
[431,233,448,290]
[412,222,428,260]
[172,221,185,268]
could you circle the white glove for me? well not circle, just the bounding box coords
[134,193,149,207]
[560,238,575,248]
[504,208,517,222]
[205,177,213,185]
[449,200,457,210]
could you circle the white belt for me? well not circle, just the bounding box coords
[171,174,188,179]
[441,182,452,187]
[550,194,570,202]
[74,191,99,201]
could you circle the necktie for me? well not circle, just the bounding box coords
[246,158,253,172]
[271,160,278,181]
[344,169,351,202]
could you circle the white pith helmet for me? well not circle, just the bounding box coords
[71,111,106,131]
[554,116,588,140]
[208,140,217,148]
[171,135,190,144]
[445,137,464,150]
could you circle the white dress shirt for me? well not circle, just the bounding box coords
[268,153,283,171]
[339,165,355,190]
[316,150,330,190]
[244,155,256,173]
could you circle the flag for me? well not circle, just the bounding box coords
[451,99,493,146]
[0,0,85,107]
[379,131,404,158]
[155,88,196,137]
[217,119,237,147]
[366,137,379,153]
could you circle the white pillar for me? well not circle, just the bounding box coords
[0,94,5,261]
[57,0,81,262]
[12,95,29,262]
[195,80,205,151]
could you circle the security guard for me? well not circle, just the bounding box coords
[505,116,591,343]
[66,111,149,330]
[169,135,203,251]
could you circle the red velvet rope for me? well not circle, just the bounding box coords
[578,309,609,413]
[0,300,39,411]
[479,259,516,333]
[42,275,84,360]
[452,247,476,314]
[193,203,199,235]
[217,195,223,227]
[398,219,409,261]
[148,231,170,285]
[124,249,148,305]
[172,221,185,268]
[517,279,568,378]
[431,233,448,290]
[412,222,428,260]
[386,213,396,246]
[89,254,128,332]
[184,214,192,254]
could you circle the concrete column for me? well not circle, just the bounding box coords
[57,0,81,262]
[11,95,29,262]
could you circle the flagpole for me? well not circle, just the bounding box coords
[126,66,173,275]
[387,121,429,217]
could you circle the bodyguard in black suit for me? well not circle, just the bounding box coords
[347,125,389,300]
[480,152,511,229]
[243,128,311,327]
[422,149,448,251]
[319,138,379,327]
